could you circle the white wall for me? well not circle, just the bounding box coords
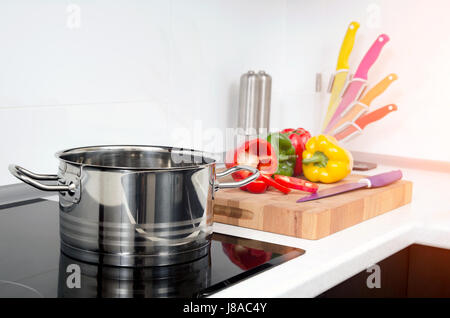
[0,0,287,185]
[0,0,448,185]
[337,0,450,163]
[283,0,450,163]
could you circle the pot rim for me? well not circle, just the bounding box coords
[55,145,217,171]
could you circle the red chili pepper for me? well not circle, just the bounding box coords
[274,175,319,193]
[280,128,311,176]
[259,174,291,195]
[226,138,278,181]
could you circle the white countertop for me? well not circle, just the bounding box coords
[210,164,450,298]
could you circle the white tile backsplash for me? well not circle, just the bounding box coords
[0,0,171,107]
[0,0,449,185]
[0,101,169,184]
[167,0,286,131]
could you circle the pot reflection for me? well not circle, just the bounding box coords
[57,251,211,298]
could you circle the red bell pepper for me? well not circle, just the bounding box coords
[226,138,278,181]
[273,175,318,193]
[280,128,311,176]
[240,178,268,194]
[222,243,272,270]
[259,174,291,195]
[227,138,310,195]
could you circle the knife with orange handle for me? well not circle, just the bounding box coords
[330,73,398,135]
[333,104,398,142]
[324,34,390,134]
[321,22,360,131]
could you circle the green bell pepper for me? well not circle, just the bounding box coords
[267,133,297,177]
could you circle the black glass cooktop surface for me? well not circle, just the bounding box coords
[0,199,304,298]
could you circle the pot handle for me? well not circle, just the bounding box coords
[215,165,260,190]
[9,164,76,193]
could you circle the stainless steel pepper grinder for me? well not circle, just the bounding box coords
[237,71,272,137]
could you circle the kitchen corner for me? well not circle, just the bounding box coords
[211,159,450,297]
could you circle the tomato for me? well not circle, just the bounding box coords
[273,175,319,193]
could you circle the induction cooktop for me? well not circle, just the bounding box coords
[0,198,304,298]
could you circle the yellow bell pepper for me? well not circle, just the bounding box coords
[302,135,353,184]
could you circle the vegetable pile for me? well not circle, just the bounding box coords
[226,129,353,195]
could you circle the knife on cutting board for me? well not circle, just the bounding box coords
[297,170,403,203]
[323,34,390,134]
[329,73,398,135]
[321,22,360,131]
[333,103,398,142]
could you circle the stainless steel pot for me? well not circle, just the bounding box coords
[9,145,259,267]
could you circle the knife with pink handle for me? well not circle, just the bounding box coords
[329,73,398,135]
[297,170,403,203]
[323,34,390,134]
[333,104,398,142]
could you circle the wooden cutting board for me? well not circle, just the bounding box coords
[213,174,413,240]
